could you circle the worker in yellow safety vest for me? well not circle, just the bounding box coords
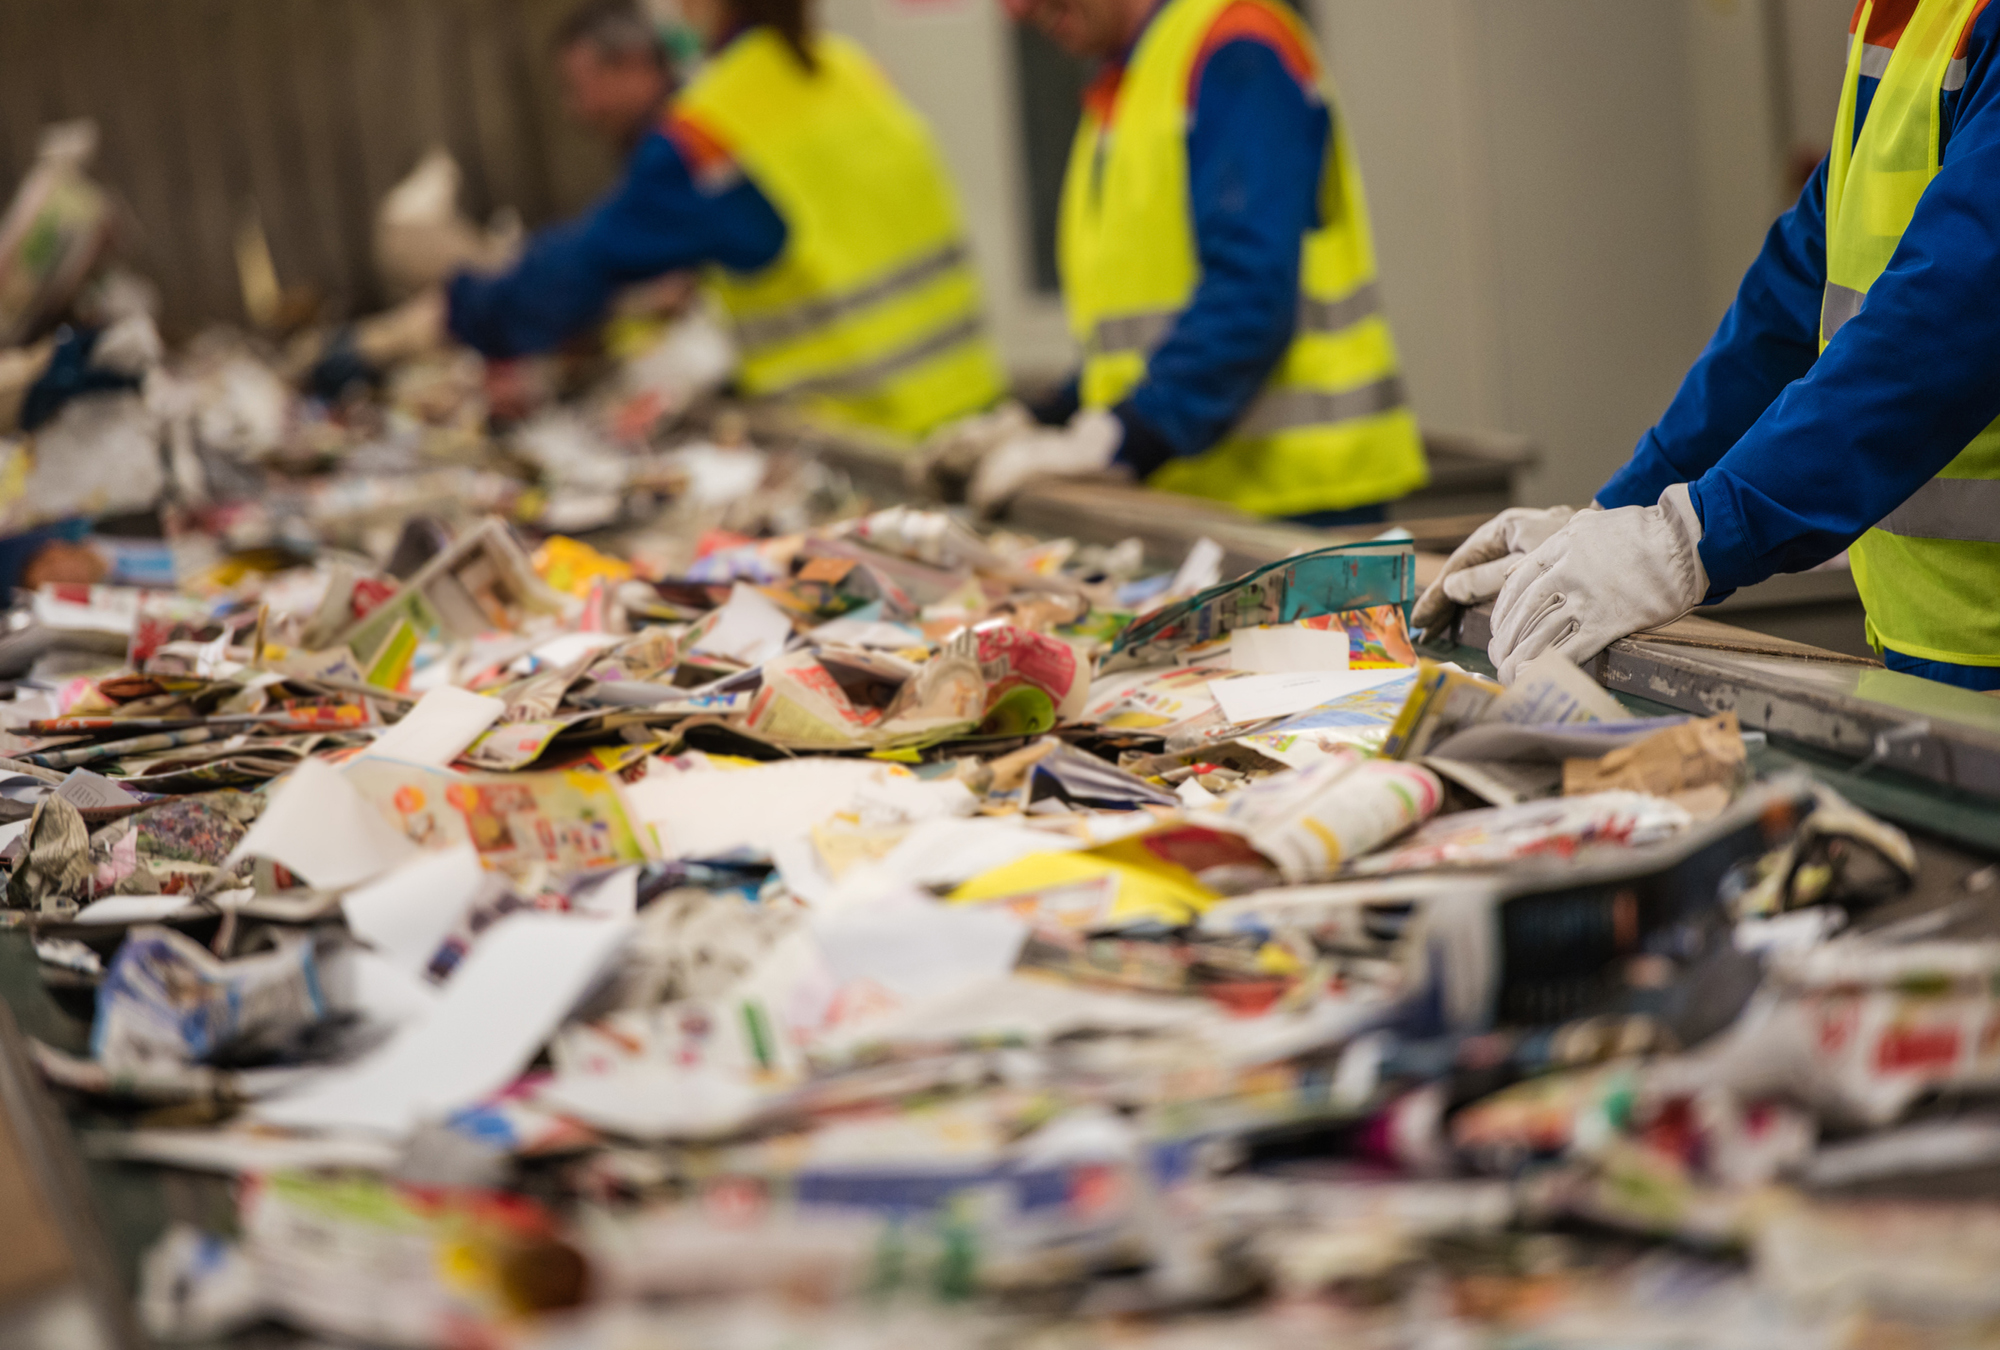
[343,0,1006,443]
[1420,0,2000,692]
[943,0,1429,525]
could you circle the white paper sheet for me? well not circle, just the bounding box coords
[339,845,488,974]
[31,585,140,636]
[54,769,142,810]
[690,582,793,666]
[363,686,505,767]
[255,911,631,1137]
[73,895,196,925]
[525,631,624,670]
[1210,667,1411,725]
[1168,537,1225,597]
[810,897,1028,1007]
[808,615,926,650]
[1488,651,1627,725]
[82,1126,404,1176]
[820,816,1086,912]
[1227,625,1351,675]
[627,758,971,863]
[340,948,440,1030]
[658,442,768,507]
[535,1065,766,1142]
[569,866,639,919]
[225,759,421,890]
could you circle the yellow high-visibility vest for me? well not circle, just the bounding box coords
[676,29,1006,442]
[1828,0,2000,665]
[1057,0,1428,517]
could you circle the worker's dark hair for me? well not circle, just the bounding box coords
[732,0,817,72]
[554,0,669,67]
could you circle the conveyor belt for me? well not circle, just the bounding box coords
[780,412,2000,814]
[0,412,1990,1340]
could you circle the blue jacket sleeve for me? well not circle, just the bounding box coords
[446,131,787,359]
[1595,164,1828,512]
[1688,27,2000,593]
[1113,40,1328,477]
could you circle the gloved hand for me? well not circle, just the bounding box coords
[1487,483,1707,684]
[618,305,737,414]
[296,290,449,400]
[967,407,1126,514]
[907,399,1036,497]
[1411,505,1581,636]
[354,289,448,366]
[373,149,521,297]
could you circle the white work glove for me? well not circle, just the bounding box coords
[907,398,1036,496]
[1412,505,1583,635]
[967,407,1126,514]
[353,289,448,366]
[621,305,737,410]
[1488,483,1708,684]
[373,149,521,297]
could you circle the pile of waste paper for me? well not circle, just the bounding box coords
[0,128,1996,1350]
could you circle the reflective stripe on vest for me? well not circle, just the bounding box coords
[677,29,1005,441]
[731,242,972,353]
[1086,280,1387,359]
[768,315,987,397]
[1054,0,1428,518]
[1821,282,1866,341]
[1876,477,2000,542]
[1235,375,1408,439]
[1826,0,2000,665]
[1858,41,1968,91]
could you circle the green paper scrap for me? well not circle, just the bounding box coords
[978,685,1056,738]
[363,618,419,692]
[1105,540,1417,673]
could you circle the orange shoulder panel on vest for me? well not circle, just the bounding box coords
[1851,0,1920,47]
[1188,0,1320,107]
[1960,0,1993,55]
[660,110,741,191]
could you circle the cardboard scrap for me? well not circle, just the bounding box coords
[1563,710,1746,815]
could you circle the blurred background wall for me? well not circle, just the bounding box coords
[0,0,613,329]
[0,0,1853,506]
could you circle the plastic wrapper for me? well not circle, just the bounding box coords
[1347,791,1694,876]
